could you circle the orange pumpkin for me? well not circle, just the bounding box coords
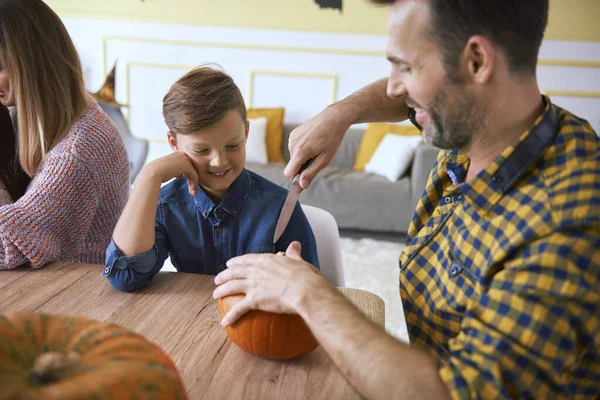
[0,312,187,400]
[218,294,319,360]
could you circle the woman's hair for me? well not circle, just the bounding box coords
[0,0,88,175]
[0,105,31,201]
[162,65,247,135]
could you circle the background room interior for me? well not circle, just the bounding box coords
[44,0,600,339]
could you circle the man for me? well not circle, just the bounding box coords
[213,0,600,398]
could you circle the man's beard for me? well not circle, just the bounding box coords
[407,83,486,151]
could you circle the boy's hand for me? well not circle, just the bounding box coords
[142,152,199,196]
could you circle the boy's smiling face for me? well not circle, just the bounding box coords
[168,110,249,203]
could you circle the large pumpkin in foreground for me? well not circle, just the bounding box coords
[218,294,319,360]
[0,312,187,400]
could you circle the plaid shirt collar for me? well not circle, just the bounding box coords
[438,96,559,213]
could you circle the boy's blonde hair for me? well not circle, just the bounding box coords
[0,0,88,176]
[162,66,247,135]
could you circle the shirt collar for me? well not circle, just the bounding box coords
[442,96,559,212]
[194,168,251,219]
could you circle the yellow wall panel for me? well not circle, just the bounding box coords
[45,0,600,42]
[546,0,600,42]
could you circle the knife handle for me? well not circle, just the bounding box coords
[297,157,314,176]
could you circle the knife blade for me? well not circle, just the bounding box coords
[273,158,314,243]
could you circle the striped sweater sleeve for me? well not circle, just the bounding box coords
[0,153,98,269]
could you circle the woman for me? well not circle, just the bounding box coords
[0,105,30,205]
[0,0,130,269]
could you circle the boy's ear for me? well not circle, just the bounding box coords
[244,120,250,141]
[167,131,179,151]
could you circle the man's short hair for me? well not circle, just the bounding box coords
[162,66,247,135]
[373,0,549,76]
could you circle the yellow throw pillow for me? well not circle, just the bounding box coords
[353,123,421,171]
[247,108,285,163]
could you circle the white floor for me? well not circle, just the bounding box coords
[339,237,408,342]
[161,237,409,342]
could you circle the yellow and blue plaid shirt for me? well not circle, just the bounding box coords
[401,97,600,399]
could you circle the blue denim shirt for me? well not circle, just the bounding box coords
[104,169,319,292]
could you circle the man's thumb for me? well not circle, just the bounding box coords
[285,241,303,260]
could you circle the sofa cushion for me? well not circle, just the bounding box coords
[248,108,285,163]
[365,134,423,181]
[353,123,421,171]
[245,117,269,164]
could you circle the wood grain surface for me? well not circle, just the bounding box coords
[1,262,385,399]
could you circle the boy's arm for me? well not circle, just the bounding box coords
[112,151,199,255]
[105,151,198,291]
[104,222,170,292]
[276,202,320,270]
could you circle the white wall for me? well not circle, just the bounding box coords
[63,18,600,163]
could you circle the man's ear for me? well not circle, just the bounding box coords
[461,35,495,84]
[244,120,250,142]
[167,131,179,151]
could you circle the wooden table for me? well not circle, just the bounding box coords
[0,262,385,399]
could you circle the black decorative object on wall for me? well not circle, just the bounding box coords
[315,0,342,11]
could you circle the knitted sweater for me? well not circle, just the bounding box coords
[0,97,130,269]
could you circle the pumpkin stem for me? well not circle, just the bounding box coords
[29,351,82,384]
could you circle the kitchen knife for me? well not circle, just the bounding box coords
[273,158,314,243]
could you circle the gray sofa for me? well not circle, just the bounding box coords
[247,125,439,234]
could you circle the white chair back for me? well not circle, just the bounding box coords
[301,204,345,287]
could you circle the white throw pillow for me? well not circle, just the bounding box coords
[365,134,422,181]
[245,116,268,164]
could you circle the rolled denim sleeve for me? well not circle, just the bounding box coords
[277,202,320,270]
[103,220,171,292]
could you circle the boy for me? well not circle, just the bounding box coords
[104,66,319,292]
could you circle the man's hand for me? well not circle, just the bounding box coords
[284,105,353,189]
[214,242,449,400]
[213,241,330,326]
[284,78,410,190]
[142,151,199,196]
